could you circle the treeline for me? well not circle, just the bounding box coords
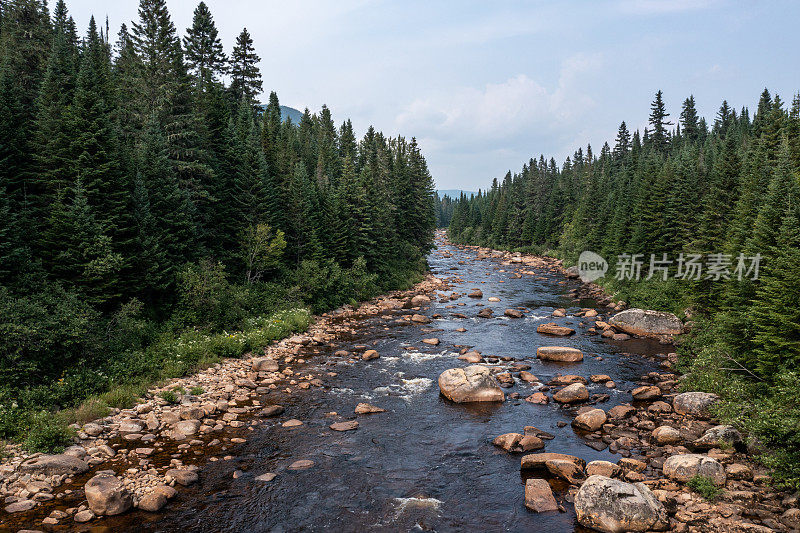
[449,89,800,487]
[0,0,434,444]
[435,193,456,228]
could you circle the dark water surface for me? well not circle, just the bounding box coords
[30,241,669,532]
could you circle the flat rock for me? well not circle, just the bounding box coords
[20,454,89,476]
[258,405,285,417]
[288,459,314,470]
[252,357,279,372]
[608,308,683,337]
[631,385,661,401]
[537,323,575,336]
[537,346,583,363]
[355,403,385,414]
[422,338,440,345]
[525,478,558,513]
[4,499,36,513]
[330,421,359,431]
[504,308,524,318]
[255,473,277,482]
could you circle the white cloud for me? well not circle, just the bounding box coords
[395,54,604,186]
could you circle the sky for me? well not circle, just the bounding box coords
[64,0,800,191]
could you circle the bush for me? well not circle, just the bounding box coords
[23,412,74,453]
[0,283,101,387]
[159,390,178,404]
[189,386,204,395]
[687,475,723,500]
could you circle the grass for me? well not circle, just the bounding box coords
[1,307,312,453]
[687,475,723,501]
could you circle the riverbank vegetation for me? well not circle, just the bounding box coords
[449,89,800,488]
[0,0,435,450]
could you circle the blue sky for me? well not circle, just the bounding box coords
[65,0,800,190]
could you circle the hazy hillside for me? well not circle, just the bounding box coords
[437,189,477,198]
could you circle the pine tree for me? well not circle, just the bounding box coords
[183,1,227,92]
[648,90,672,154]
[680,95,699,142]
[229,27,261,103]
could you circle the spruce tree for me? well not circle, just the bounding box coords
[648,90,671,154]
[183,1,227,92]
[229,27,261,103]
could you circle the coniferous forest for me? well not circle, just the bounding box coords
[449,89,800,486]
[0,0,435,449]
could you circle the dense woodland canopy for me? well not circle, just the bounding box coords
[449,89,800,486]
[0,0,435,445]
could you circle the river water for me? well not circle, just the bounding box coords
[29,239,669,532]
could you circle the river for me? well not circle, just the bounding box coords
[11,236,671,532]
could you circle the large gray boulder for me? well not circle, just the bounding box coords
[84,473,132,516]
[574,475,669,532]
[438,365,504,403]
[663,454,726,485]
[20,454,89,476]
[608,308,683,337]
[673,391,719,418]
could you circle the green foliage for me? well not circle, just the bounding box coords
[687,475,723,501]
[189,386,205,395]
[0,0,435,449]
[23,412,75,453]
[159,390,178,404]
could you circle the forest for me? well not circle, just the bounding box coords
[0,0,435,450]
[449,89,800,487]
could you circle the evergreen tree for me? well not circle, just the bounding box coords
[229,27,261,103]
[183,1,227,92]
[648,89,672,154]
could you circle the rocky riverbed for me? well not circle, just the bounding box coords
[1,231,797,532]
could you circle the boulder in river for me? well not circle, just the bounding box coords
[574,475,669,532]
[468,289,483,298]
[537,346,583,363]
[477,308,494,318]
[553,383,589,404]
[355,403,385,414]
[362,349,380,360]
[524,478,558,513]
[438,365,504,403]
[573,408,607,431]
[504,308,524,318]
[521,452,586,484]
[608,308,683,337]
[652,425,681,445]
[493,433,544,452]
[631,385,661,401]
[663,454,726,485]
[84,473,132,516]
[672,391,719,418]
[20,454,89,476]
[537,323,575,336]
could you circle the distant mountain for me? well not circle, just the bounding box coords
[437,189,477,199]
[257,103,304,124]
[280,105,304,124]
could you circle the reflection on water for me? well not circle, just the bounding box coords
[88,241,668,532]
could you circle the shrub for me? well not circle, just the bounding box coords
[687,475,723,501]
[23,412,74,453]
[159,390,178,404]
[189,386,204,395]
